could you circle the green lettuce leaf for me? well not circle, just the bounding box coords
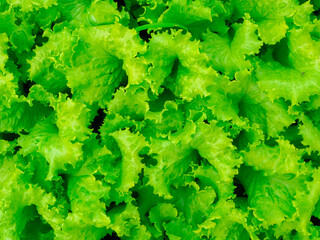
[144,29,214,98]
[255,60,320,105]
[108,85,149,121]
[0,154,56,240]
[107,202,151,239]
[191,121,241,182]
[52,97,92,142]
[144,137,195,199]
[28,29,75,93]
[57,0,126,27]
[53,175,110,240]
[243,139,305,175]
[66,24,146,106]
[201,17,262,77]
[110,129,147,193]
[232,0,297,44]
[18,117,83,180]
[7,0,57,12]
[238,165,306,228]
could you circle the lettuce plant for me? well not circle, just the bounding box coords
[1,0,320,239]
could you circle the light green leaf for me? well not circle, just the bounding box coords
[144,29,210,95]
[148,203,178,235]
[159,0,212,37]
[238,166,307,228]
[7,0,57,12]
[18,118,83,180]
[53,97,92,142]
[191,121,241,182]
[201,18,262,77]
[299,114,320,152]
[108,85,149,121]
[238,74,294,137]
[60,175,111,235]
[107,202,151,239]
[28,29,75,93]
[232,0,297,44]
[66,24,146,106]
[257,18,288,45]
[144,138,195,199]
[243,139,305,176]
[110,129,147,193]
[255,60,320,105]
[57,0,123,27]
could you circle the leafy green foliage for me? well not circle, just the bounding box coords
[1,0,320,239]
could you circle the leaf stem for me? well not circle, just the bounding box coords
[135,22,188,32]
